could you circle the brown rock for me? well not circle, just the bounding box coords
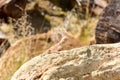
[95,0,120,43]
[11,43,120,80]
[0,0,27,20]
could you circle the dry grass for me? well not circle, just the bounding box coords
[0,32,53,80]
[0,12,36,80]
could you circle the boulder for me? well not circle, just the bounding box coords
[95,0,120,43]
[0,0,27,20]
[11,43,120,80]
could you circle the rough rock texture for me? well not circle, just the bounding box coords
[95,0,120,43]
[0,0,27,20]
[11,43,120,80]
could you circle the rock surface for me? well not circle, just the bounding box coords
[0,0,27,20]
[95,0,120,43]
[11,43,120,80]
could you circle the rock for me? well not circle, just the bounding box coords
[49,0,107,12]
[49,0,76,10]
[11,43,120,80]
[92,0,108,15]
[0,0,27,20]
[78,0,107,15]
[95,0,120,43]
[0,0,11,8]
[94,0,107,8]
[0,31,7,39]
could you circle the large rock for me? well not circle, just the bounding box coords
[0,0,27,20]
[11,43,120,80]
[95,0,120,43]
